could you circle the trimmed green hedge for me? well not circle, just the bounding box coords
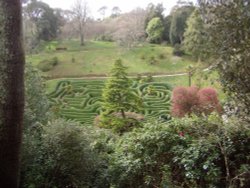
[48,80,172,125]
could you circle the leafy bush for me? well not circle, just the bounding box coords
[37,57,59,72]
[21,119,105,188]
[170,115,250,187]
[149,56,157,65]
[97,34,114,42]
[171,86,221,117]
[144,74,154,82]
[97,113,143,134]
[158,53,165,59]
[108,121,183,188]
[108,115,250,188]
[173,44,185,56]
[24,64,50,130]
[71,55,76,63]
[146,17,164,44]
[171,86,199,117]
[140,54,146,60]
[197,87,222,115]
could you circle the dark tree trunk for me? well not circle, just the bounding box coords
[121,109,126,119]
[188,72,192,86]
[80,23,84,46]
[0,0,25,187]
[80,32,84,46]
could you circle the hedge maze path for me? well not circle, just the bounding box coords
[48,80,172,125]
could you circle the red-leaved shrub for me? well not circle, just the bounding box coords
[171,86,199,117]
[171,86,221,117]
[197,87,222,115]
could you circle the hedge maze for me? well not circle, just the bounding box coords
[48,80,172,125]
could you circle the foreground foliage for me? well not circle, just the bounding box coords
[107,115,250,188]
[199,0,250,118]
[21,64,250,188]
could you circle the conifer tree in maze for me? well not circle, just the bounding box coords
[99,59,142,133]
[102,59,141,119]
[0,0,25,187]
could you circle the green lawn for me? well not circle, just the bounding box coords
[27,40,197,78]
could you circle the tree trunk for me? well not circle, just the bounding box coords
[80,23,84,46]
[188,72,192,86]
[80,32,84,46]
[0,1,25,187]
[121,109,126,119]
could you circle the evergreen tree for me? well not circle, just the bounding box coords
[102,59,140,119]
[183,9,211,61]
[169,5,194,45]
[198,0,250,117]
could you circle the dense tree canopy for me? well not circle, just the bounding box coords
[145,3,165,29]
[183,8,211,61]
[25,0,60,41]
[162,15,172,43]
[146,17,164,44]
[198,0,250,117]
[169,5,194,45]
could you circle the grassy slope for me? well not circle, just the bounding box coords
[27,40,196,78]
[31,40,224,99]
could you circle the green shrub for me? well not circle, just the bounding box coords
[108,115,250,188]
[97,34,114,42]
[37,57,59,72]
[173,44,185,56]
[21,119,104,188]
[140,54,146,60]
[98,114,142,134]
[51,57,58,66]
[136,74,142,82]
[72,56,76,63]
[158,53,165,59]
[144,74,154,82]
[149,56,157,65]
[108,121,183,188]
[146,17,164,44]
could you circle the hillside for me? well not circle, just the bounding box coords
[26,40,197,78]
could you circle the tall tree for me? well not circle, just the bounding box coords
[0,0,25,187]
[73,0,88,46]
[25,0,60,41]
[145,3,165,29]
[98,6,108,20]
[169,4,194,45]
[198,0,250,117]
[111,6,121,18]
[162,15,172,43]
[146,17,164,44]
[101,59,140,118]
[183,8,211,61]
[114,8,147,48]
